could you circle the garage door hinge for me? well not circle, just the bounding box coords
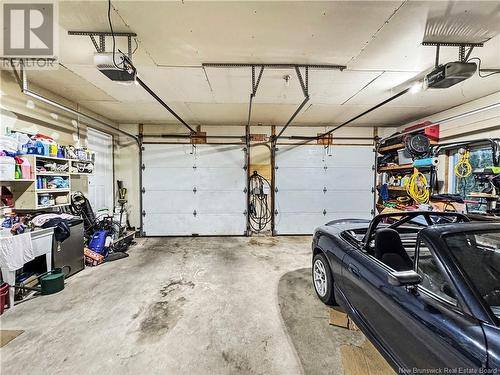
[275,187,279,192]
[243,210,247,215]
[323,187,327,193]
[274,209,278,215]
[243,164,247,170]
[323,209,327,216]
[275,165,279,170]
[193,210,197,217]
[372,165,375,171]
[142,187,145,193]
[371,187,375,193]
[193,187,197,193]
[141,164,145,171]
[371,209,375,216]
[193,165,197,169]
[243,187,247,193]
[324,165,328,170]
[142,210,146,217]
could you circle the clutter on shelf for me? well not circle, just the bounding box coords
[376,123,500,217]
[1,130,96,210]
[376,123,439,213]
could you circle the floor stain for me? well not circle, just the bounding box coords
[221,350,254,373]
[137,278,194,342]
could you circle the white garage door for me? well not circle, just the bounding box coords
[274,145,374,235]
[142,144,247,236]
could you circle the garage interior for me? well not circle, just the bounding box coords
[1,1,500,374]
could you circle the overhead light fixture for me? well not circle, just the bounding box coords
[409,81,423,94]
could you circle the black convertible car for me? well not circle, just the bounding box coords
[312,211,500,371]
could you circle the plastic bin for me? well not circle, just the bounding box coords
[0,283,9,315]
[0,135,18,153]
[397,149,413,164]
[0,156,15,180]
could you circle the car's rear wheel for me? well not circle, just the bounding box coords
[312,253,336,305]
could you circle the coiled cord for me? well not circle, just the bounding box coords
[248,172,272,233]
[406,170,430,204]
[454,149,472,178]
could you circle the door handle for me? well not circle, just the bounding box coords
[348,264,360,278]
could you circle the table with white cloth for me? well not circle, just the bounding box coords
[0,227,54,309]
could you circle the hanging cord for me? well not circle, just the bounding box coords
[248,171,272,233]
[406,169,430,204]
[107,0,124,70]
[455,148,472,178]
[467,57,500,78]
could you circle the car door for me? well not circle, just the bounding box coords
[409,237,488,370]
[341,237,488,370]
[482,323,500,369]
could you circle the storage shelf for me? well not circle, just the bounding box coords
[36,172,70,176]
[70,172,93,176]
[35,188,70,193]
[35,203,71,210]
[378,140,438,154]
[378,143,405,153]
[378,163,414,172]
[378,163,434,172]
[377,185,407,191]
[28,155,68,161]
[1,179,35,182]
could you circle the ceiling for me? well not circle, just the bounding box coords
[21,1,500,127]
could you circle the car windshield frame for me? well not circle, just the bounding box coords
[443,229,500,324]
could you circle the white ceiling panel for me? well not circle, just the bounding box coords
[16,1,500,128]
[111,1,405,66]
[350,1,500,71]
[78,100,180,123]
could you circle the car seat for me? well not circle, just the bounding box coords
[374,228,413,271]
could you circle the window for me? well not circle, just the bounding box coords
[416,239,457,305]
[444,230,500,319]
[449,147,494,213]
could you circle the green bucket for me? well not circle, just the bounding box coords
[39,266,70,295]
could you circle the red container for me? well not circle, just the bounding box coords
[0,283,10,315]
[404,121,440,141]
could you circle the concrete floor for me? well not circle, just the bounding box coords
[1,236,362,374]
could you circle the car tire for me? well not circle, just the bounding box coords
[312,252,336,305]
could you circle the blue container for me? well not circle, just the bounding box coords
[88,230,108,255]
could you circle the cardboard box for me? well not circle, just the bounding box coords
[84,247,104,266]
[329,306,349,328]
[329,307,360,331]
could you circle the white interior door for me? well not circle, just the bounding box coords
[142,144,247,236]
[87,128,114,214]
[274,145,374,235]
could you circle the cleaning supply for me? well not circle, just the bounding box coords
[88,230,108,255]
[20,157,31,179]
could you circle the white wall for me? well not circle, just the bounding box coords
[401,92,500,141]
